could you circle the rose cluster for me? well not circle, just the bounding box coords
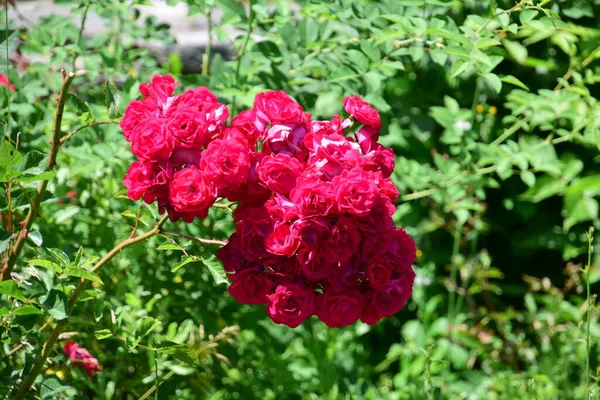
[122,75,416,328]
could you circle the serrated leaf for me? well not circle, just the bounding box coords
[520,171,536,187]
[484,73,502,94]
[14,305,43,316]
[41,290,69,320]
[28,231,43,247]
[62,267,103,284]
[104,81,122,119]
[0,280,27,301]
[171,256,199,273]
[66,93,94,123]
[500,75,530,91]
[26,259,63,273]
[201,255,229,286]
[20,171,56,183]
[0,138,24,178]
[380,60,405,71]
[95,329,113,340]
[134,317,162,340]
[157,242,184,251]
[503,40,527,64]
[47,248,70,267]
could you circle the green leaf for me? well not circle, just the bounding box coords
[20,171,56,184]
[500,75,530,91]
[503,40,527,64]
[28,231,43,247]
[380,60,405,71]
[564,197,598,231]
[201,255,229,286]
[346,49,370,72]
[62,267,103,284]
[95,329,113,340]
[47,248,70,267]
[520,171,536,187]
[26,258,63,273]
[360,40,380,62]
[157,242,185,251]
[134,317,162,341]
[66,93,94,123]
[0,281,27,301]
[14,305,44,316]
[0,139,24,179]
[483,73,502,94]
[104,81,122,119]
[450,59,470,79]
[171,256,199,273]
[519,10,538,24]
[41,290,69,320]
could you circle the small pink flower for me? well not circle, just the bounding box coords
[64,341,101,377]
[0,73,15,91]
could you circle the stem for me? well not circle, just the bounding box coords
[585,227,595,396]
[72,2,90,72]
[1,70,75,282]
[448,224,462,324]
[13,215,169,398]
[489,117,528,147]
[230,0,255,117]
[470,78,481,126]
[160,230,227,246]
[202,8,213,76]
[59,121,117,145]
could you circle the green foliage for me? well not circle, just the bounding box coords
[1,0,600,399]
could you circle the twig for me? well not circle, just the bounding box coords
[230,0,255,117]
[202,7,213,76]
[59,121,117,145]
[72,2,90,72]
[1,70,75,282]
[13,215,169,399]
[160,230,227,247]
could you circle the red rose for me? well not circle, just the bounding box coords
[130,118,174,161]
[123,161,172,204]
[120,99,160,141]
[217,234,250,273]
[0,73,15,91]
[290,176,335,218]
[254,91,304,125]
[333,168,379,216]
[317,288,364,328]
[172,87,218,110]
[235,210,273,261]
[356,200,395,234]
[263,123,308,156]
[228,268,274,304]
[363,145,395,178]
[365,256,393,290]
[319,216,361,264]
[360,271,415,325]
[64,341,101,377]
[199,138,250,192]
[139,74,178,108]
[343,95,381,128]
[257,153,304,195]
[297,248,337,282]
[266,283,316,328]
[355,125,380,154]
[382,228,417,270]
[167,167,216,222]
[231,109,266,145]
[306,133,361,179]
[264,194,298,224]
[265,223,301,257]
[165,105,210,149]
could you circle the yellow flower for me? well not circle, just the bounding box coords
[416,249,423,257]
[489,106,497,115]
[476,104,484,113]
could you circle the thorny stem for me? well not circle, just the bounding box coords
[230,0,255,118]
[13,215,169,399]
[1,70,75,282]
[72,2,90,72]
[161,230,228,247]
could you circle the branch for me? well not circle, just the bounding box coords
[59,121,117,145]
[160,230,228,247]
[1,70,75,282]
[13,214,169,399]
